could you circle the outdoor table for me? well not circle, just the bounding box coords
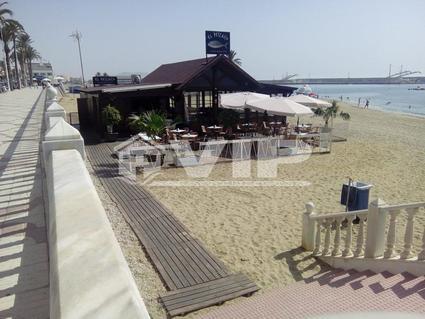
[207,125,223,130]
[207,125,223,139]
[181,133,198,139]
[170,128,187,134]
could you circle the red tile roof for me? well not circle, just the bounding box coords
[142,56,218,85]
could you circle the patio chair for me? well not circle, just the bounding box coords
[263,121,272,136]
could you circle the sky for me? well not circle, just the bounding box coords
[8,0,425,80]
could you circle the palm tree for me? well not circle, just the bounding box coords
[228,50,242,66]
[0,1,13,88]
[313,100,350,128]
[1,20,24,88]
[129,110,166,138]
[16,32,31,83]
[25,45,41,81]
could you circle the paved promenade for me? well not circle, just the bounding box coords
[0,89,49,318]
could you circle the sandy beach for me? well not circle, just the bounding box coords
[88,102,425,318]
[58,93,79,113]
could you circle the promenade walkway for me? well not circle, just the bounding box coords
[0,89,49,318]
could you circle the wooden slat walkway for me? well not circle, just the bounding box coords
[85,143,258,316]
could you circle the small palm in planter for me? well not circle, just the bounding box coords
[102,105,122,133]
[129,111,167,163]
[314,100,350,132]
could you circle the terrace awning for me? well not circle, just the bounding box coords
[220,92,269,109]
[246,96,314,117]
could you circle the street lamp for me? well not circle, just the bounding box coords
[70,30,85,85]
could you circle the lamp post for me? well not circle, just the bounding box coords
[70,30,85,85]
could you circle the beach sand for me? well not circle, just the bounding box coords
[87,102,425,318]
[58,93,79,113]
[142,103,425,317]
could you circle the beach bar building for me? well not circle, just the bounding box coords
[78,55,295,135]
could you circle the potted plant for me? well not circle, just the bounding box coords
[102,105,121,134]
[129,110,167,163]
[313,100,350,132]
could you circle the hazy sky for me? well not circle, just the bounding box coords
[9,0,425,80]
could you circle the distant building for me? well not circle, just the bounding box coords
[32,62,53,80]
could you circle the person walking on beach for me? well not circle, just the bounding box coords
[365,99,369,109]
[358,98,361,107]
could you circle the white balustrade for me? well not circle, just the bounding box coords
[384,208,401,259]
[302,200,425,270]
[322,219,332,256]
[418,226,425,261]
[354,215,366,257]
[400,207,418,259]
[313,221,322,256]
[342,215,355,257]
[332,218,343,256]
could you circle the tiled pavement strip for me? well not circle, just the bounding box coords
[0,88,49,318]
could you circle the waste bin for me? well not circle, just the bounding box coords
[340,181,373,211]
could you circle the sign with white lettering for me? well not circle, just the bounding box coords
[93,76,118,87]
[205,31,230,55]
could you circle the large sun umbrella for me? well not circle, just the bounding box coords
[288,94,331,108]
[246,96,314,117]
[41,78,51,82]
[220,92,269,109]
[54,76,65,81]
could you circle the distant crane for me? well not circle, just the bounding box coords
[282,73,298,80]
[387,64,421,78]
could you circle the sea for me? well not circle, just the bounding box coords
[294,84,425,117]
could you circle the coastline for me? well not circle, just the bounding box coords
[325,98,425,120]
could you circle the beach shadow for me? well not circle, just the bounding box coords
[274,247,330,282]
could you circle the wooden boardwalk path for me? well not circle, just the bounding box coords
[86,143,258,317]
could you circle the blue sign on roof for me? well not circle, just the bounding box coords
[205,31,230,55]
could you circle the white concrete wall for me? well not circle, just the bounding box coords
[46,149,150,319]
[42,89,150,318]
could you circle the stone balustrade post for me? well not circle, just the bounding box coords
[42,118,85,167]
[46,83,58,107]
[302,202,316,251]
[45,102,66,128]
[365,198,387,258]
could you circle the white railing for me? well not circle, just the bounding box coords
[381,202,425,260]
[302,199,425,264]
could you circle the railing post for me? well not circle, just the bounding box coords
[322,218,332,256]
[365,198,387,258]
[384,208,401,259]
[418,225,425,261]
[332,217,343,256]
[302,202,316,251]
[400,207,418,259]
[342,215,355,257]
[354,215,366,257]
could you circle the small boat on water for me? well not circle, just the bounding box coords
[296,85,319,98]
[408,86,425,91]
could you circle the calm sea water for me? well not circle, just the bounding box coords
[296,84,425,117]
